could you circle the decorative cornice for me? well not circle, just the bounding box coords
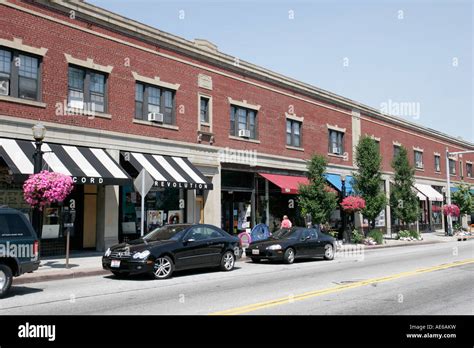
[413,146,424,152]
[132,71,180,90]
[392,141,401,146]
[285,112,304,122]
[327,124,346,133]
[64,53,113,73]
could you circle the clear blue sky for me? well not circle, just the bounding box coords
[89,0,473,143]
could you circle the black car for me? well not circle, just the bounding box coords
[247,227,336,264]
[0,207,40,298]
[103,224,241,279]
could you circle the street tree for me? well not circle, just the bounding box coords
[390,146,419,228]
[352,136,387,232]
[298,154,338,224]
[451,183,474,221]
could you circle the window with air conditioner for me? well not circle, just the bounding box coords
[68,66,107,113]
[328,129,344,155]
[230,105,257,139]
[0,48,41,101]
[135,83,175,125]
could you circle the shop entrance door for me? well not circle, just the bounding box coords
[221,190,252,235]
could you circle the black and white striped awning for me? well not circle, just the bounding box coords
[122,151,213,190]
[0,138,131,185]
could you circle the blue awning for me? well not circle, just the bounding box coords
[450,187,474,195]
[324,173,354,194]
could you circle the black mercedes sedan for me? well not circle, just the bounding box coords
[102,224,241,279]
[247,227,336,264]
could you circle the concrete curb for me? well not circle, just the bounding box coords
[346,240,444,250]
[13,269,109,285]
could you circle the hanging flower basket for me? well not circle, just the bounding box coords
[341,195,366,213]
[23,170,74,210]
[442,204,460,217]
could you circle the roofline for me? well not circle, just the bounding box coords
[18,0,474,149]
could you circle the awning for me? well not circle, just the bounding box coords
[324,173,354,194]
[0,138,131,185]
[450,187,474,195]
[122,152,213,190]
[414,184,443,201]
[259,173,309,194]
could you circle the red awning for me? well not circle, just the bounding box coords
[260,173,309,194]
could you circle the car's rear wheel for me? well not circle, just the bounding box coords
[152,256,174,279]
[251,258,261,263]
[0,264,13,298]
[283,248,295,264]
[220,251,235,271]
[324,244,334,260]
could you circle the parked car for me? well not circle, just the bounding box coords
[102,224,241,279]
[0,207,40,298]
[247,226,336,264]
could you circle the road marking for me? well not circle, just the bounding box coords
[210,258,474,315]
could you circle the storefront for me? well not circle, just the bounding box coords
[118,151,213,242]
[0,137,131,255]
[414,183,444,232]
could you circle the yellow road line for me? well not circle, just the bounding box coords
[210,258,474,315]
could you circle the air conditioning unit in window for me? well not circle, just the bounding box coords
[148,112,164,123]
[0,80,9,96]
[238,129,251,138]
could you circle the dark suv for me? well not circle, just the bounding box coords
[0,207,40,298]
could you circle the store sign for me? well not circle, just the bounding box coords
[154,181,210,190]
[72,177,104,184]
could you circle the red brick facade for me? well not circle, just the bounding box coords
[0,0,473,182]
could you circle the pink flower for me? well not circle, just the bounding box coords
[443,204,460,217]
[341,195,366,213]
[23,171,74,209]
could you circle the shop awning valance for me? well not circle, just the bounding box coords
[450,186,474,195]
[324,173,354,194]
[414,184,443,202]
[0,138,131,185]
[259,173,309,194]
[122,152,213,190]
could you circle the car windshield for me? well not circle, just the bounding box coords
[271,228,299,240]
[143,225,189,242]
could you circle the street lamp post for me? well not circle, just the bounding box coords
[445,147,474,236]
[340,174,347,242]
[32,123,46,239]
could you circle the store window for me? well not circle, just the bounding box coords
[0,48,41,101]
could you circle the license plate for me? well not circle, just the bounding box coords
[252,249,259,255]
[111,260,121,268]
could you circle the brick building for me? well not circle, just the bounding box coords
[0,0,472,253]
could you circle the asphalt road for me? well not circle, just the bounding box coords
[1,240,473,315]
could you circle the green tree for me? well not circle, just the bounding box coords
[352,136,387,231]
[298,154,338,224]
[390,146,419,227]
[452,183,474,216]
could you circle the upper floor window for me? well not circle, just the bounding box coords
[467,163,473,178]
[200,96,210,124]
[0,48,41,101]
[286,119,302,147]
[328,129,344,155]
[393,145,401,158]
[434,155,441,172]
[449,159,456,175]
[230,105,257,139]
[135,82,175,125]
[414,150,423,169]
[68,65,106,113]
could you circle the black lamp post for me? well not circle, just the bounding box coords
[32,123,46,239]
[340,174,347,241]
